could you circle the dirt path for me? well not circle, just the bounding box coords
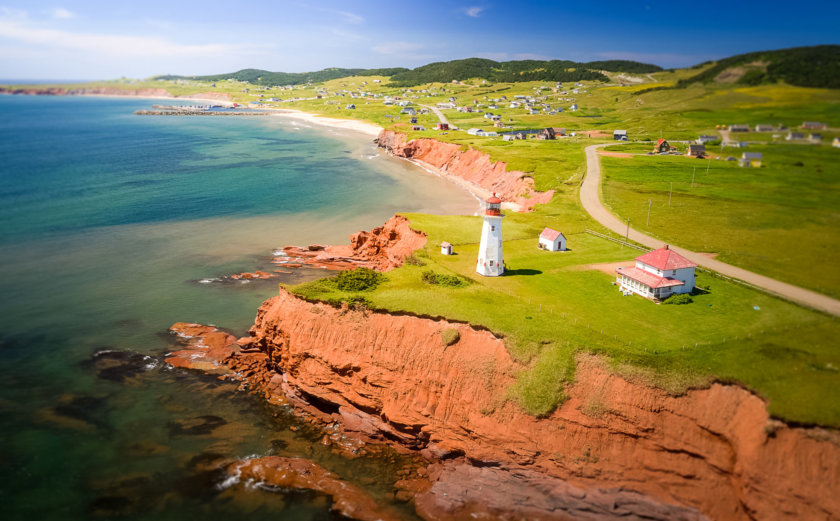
[420,104,450,126]
[580,143,840,316]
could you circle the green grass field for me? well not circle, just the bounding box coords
[600,143,840,297]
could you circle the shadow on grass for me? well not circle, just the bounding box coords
[504,268,543,276]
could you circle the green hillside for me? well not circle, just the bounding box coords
[157,66,409,86]
[387,58,662,86]
[676,45,840,88]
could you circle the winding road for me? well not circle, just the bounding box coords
[580,143,840,316]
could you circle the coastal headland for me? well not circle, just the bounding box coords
[6,77,839,519]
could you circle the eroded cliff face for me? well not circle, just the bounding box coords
[376,130,554,211]
[236,290,839,521]
[277,215,427,271]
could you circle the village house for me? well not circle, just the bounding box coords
[802,121,828,130]
[613,130,628,141]
[740,152,763,167]
[345,104,356,109]
[537,128,556,140]
[786,132,806,141]
[809,133,823,142]
[654,139,671,153]
[538,228,566,251]
[570,104,578,111]
[755,124,774,132]
[833,137,840,148]
[440,242,453,255]
[728,124,750,132]
[696,135,718,144]
[436,122,450,131]
[686,144,706,158]
[615,245,696,301]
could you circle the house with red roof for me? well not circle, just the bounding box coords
[615,245,696,301]
[654,138,671,153]
[538,227,566,251]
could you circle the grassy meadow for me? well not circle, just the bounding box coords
[600,143,840,297]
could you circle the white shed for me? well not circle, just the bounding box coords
[538,228,566,251]
[440,241,453,255]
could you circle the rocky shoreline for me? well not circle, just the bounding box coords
[164,216,840,521]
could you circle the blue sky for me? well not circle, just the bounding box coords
[1,0,838,80]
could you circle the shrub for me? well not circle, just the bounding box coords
[663,293,693,305]
[441,328,460,346]
[334,268,384,292]
[404,254,426,266]
[421,270,470,288]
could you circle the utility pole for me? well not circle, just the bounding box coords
[669,182,673,207]
[691,167,696,188]
[646,199,652,227]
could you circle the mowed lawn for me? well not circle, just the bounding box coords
[291,213,840,427]
[600,144,840,298]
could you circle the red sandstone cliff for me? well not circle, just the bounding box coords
[376,130,554,211]
[277,215,426,271]
[231,290,839,521]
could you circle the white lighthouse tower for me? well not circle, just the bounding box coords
[476,194,504,276]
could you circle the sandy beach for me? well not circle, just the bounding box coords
[269,108,382,137]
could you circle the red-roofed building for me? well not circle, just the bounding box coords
[538,227,566,251]
[616,245,697,300]
[654,138,671,153]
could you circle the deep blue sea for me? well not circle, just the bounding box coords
[0,95,474,520]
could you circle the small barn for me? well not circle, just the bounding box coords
[436,123,449,131]
[686,144,706,158]
[740,152,763,167]
[654,138,670,153]
[613,130,628,141]
[440,242,453,255]
[537,128,556,140]
[538,228,566,251]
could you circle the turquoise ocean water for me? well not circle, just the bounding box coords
[0,95,475,520]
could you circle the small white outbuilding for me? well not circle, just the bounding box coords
[440,241,453,255]
[538,228,566,251]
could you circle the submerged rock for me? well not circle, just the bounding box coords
[227,456,404,521]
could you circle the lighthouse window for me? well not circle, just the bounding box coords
[489,260,494,266]
[491,225,495,231]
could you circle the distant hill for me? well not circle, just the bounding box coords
[386,58,663,87]
[158,58,662,88]
[156,67,410,86]
[676,45,840,89]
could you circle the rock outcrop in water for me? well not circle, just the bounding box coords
[275,215,426,271]
[376,130,554,211]
[168,288,840,521]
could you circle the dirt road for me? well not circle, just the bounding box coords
[580,143,840,316]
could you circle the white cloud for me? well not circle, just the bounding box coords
[0,18,259,58]
[316,7,364,24]
[46,7,74,19]
[465,6,484,17]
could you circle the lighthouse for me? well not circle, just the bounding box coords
[476,194,504,276]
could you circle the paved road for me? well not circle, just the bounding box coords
[580,143,840,316]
